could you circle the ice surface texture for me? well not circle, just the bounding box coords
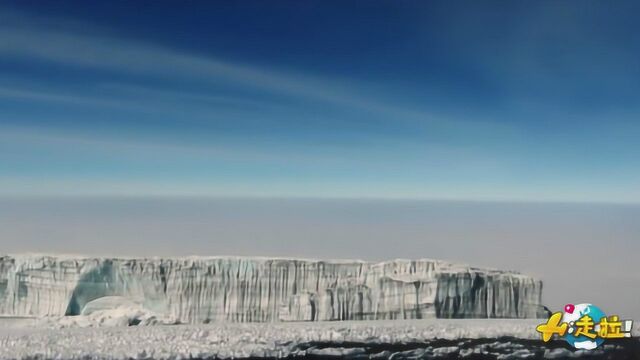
[2,320,638,359]
[0,319,544,359]
[0,255,545,323]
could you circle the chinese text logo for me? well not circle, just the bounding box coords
[536,303,633,350]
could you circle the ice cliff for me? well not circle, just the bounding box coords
[0,255,545,323]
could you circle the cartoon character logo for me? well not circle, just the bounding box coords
[536,303,633,350]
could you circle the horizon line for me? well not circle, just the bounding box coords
[1,193,639,207]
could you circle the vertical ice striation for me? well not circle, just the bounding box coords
[0,255,545,322]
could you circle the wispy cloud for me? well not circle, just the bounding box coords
[0,83,280,116]
[0,22,363,110]
[98,83,279,110]
[0,6,513,136]
[0,86,156,111]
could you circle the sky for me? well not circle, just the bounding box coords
[1,1,640,318]
[1,0,639,201]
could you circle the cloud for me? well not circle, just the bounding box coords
[0,23,361,110]
[0,6,514,137]
[0,86,154,111]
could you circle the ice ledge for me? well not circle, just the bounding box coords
[0,254,545,322]
[3,253,531,277]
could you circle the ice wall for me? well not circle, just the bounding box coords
[0,255,545,322]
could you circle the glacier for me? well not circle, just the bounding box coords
[0,255,546,323]
[4,319,638,359]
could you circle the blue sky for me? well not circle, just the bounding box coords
[1,1,640,202]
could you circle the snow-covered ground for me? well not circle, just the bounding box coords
[1,318,638,359]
